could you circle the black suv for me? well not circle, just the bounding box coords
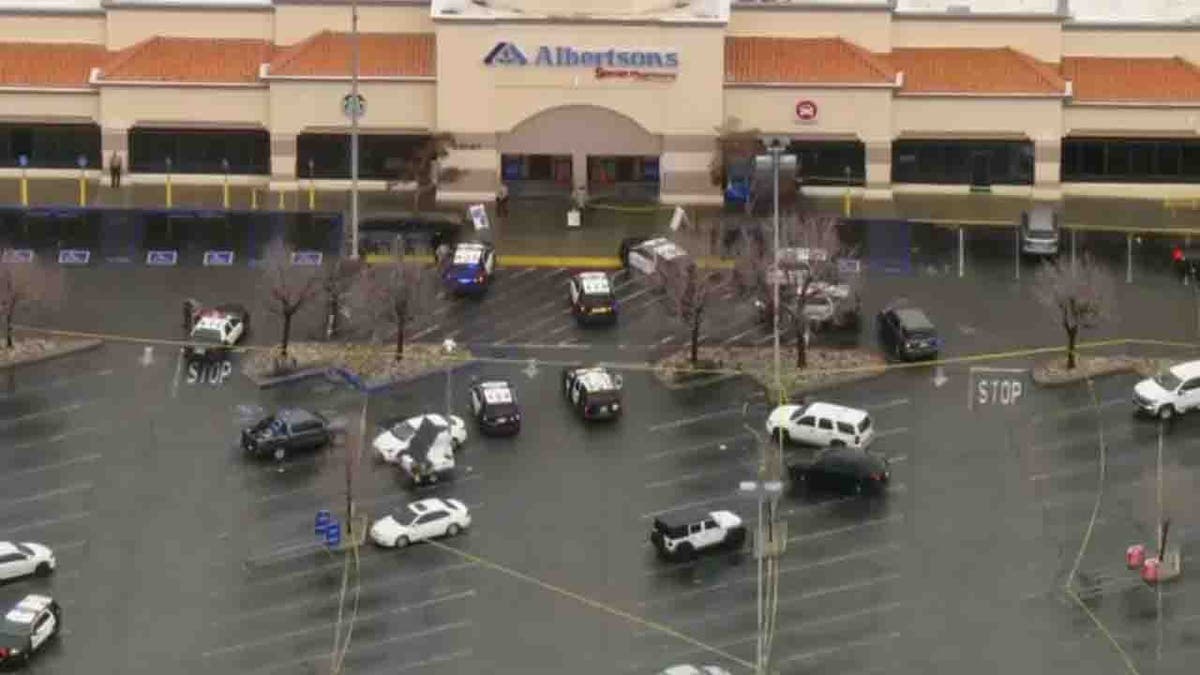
[567,271,618,324]
[562,366,623,421]
[241,408,332,460]
[469,380,521,436]
[788,448,891,496]
[877,305,939,361]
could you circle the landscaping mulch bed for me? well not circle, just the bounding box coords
[655,345,886,399]
[243,341,466,388]
[1032,354,1174,386]
[0,338,102,368]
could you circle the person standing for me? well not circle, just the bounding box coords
[109,152,122,189]
[496,182,509,218]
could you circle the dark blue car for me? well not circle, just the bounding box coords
[442,242,496,295]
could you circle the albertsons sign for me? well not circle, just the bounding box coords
[484,41,679,69]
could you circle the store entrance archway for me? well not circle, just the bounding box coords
[499,105,662,201]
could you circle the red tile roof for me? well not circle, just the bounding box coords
[887,47,1066,96]
[724,37,895,86]
[1062,57,1200,103]
[0,42,107,88]
[269,31,435,78]
[100,36,273,84]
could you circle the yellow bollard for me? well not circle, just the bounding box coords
[223,180,230,210]
[19,175,28,207]
[843,188,851,218]
[308,183,316,210]
[166,175,173,208]
[251,188,258,211]
[78,175,87,207]
[278,190,285,210]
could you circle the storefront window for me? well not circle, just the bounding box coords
[1062,138,1200,183]
[0,124,100,169]
[296,133,425,180]
[786,141,865,186]
[892,140,1033,185]
[130,128,268,174]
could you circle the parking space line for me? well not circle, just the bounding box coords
[0,482,93,509]
[1029,397,1126,424]
[0,369,115,399]
[201,600,473,658]
[648,408,747,433]
[775,630,903,666]
[3,453,102,478]
[721,327,760,346]
[640,492,737,520]
[0,401,90,426]
[863,398,911,411]
[48,539,87,552]
[874,426,910,439]
[644,462,754,489]
[248,623,472,674]
[0,510,90,536]
[217,585,475,625]
[786,515,904,544]
[642,434,751,462]
[389,648,474,673]
[410,324,441,341]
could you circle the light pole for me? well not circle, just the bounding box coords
[443,338,456,419]
[349,0,361,259]
[740,479,785,675]
[767,143,783,402]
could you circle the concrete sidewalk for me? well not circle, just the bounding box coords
[3,177,1199,258]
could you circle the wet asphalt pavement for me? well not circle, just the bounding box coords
[1,239,1200,673]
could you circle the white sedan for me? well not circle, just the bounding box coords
[0,542,55,581]
[659,667,732,675]
[372,414,466,464]
[369,498,472,548]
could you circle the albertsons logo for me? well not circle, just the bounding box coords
[483,41,679,69]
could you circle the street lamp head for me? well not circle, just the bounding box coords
[164,157,173,170]
[17,154,28,168]
[221,158,230,173]
[76,155,87,169]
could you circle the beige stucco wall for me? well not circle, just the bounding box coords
[105,8,272,49]
[436,23,725,137]
[724,87,893,139]
[99,86,270,129]
[267,81,436,134]
[0,13,104,44]
[892,17,1062,62]
[726,8,891,52]
[1062,27,1200,62]
[0,91,99,122]
[273,4,434,45]
[1064,105,1200,136]
[503,0,667,13]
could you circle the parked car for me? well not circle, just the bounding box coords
[568,271,618,324]
[394,417,457,485]
[186,303,249,359]
[468,380,521,435]
[372,414,466,464]
[650,509,746,561]
[766,401,874,449]
[0,594,61,668]
[240,408,331,461]
[1020,205,1061,256]
[369,498,471,548]
[877,305,940,361]
[788,447,891,496]
[660,666,733,675]
[619,237,688,277]
[0,542,55,582]
[755,280,861,330]
[562,366,623,421]
[1133,360,1200,420]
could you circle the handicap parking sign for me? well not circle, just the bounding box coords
[146,250,178,266]
[203,250,235,266]
[1,249,33,264]
[291,251,323,266]
[57,249,90,265]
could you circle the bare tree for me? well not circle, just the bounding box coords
[1032,253,1116,370]
[658,224,736,366]
[735,214,858,368]
[358,258,438,361]
[709,116,762,190]
[259,240,320,362]
[319,258,364,340]
[389,133,461,212]
[0,261,63,349]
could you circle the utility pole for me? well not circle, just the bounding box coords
[348,0,361,259]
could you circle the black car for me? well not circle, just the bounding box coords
[877,306,939,361]
[0,594,61,668]
[468,380,521,435]
[241,408,331,460]
[788,448,891,496]
[567,271,617,324]
[562,366,623,421]
[357,211,464,257]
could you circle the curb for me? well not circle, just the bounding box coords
[0,338,103,370]
[363,252,622,269]
[245,364,335,389]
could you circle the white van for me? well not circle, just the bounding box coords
[765,402,874,449]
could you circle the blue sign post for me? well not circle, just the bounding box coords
[324,522,341,548]
[315,509,332,536]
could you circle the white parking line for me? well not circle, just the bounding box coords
[0,482,92,509]
[864,398,911,411]
[644,463,753,490]
[721,327,760,346]
[0,402,89,426]
[48,539,88,552]
[218,585,475,625]
[1029,397,1126,424]
[618,285,655,305]
[392,648,475,673]
[1,511,90,536]
[648,408,746,432]
[410,324,442,341]
[775,630,903,666]
[3,453,102,478]
[786,514,904,544]
[494,312,571,344]
[640,492,737,520]
[641,434,751,462]
[874,426,910,439]
[250,625,472,674]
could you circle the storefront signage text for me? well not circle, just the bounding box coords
[484,42,680,69]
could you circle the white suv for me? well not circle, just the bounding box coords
[1133,360,1200,420]
[650,510,746,561]
[766,402,874,449]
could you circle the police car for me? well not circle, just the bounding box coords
[562,365,623,421]
[468,380,521,435]
[372,414,467,464]
[567,271,618,324]
[0,595,61,667]
[187,303,249,358]
[618,237,688,278]
[442,242,496,294]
